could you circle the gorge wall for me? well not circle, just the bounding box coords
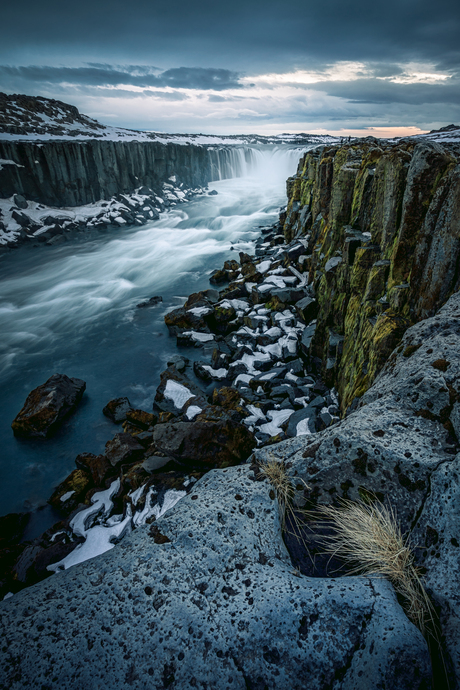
[283,138,460,413]
[0,139,251,206]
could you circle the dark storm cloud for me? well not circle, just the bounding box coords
[310,78,460,106]
[2,0,460,73]
[0,65,242,91]
[1,0,459,132]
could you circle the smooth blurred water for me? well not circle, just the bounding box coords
[0,145,307,523]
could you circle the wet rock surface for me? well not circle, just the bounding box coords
[11,373,86,438]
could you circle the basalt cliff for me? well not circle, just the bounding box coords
[283,137,460,412]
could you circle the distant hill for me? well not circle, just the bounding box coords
[0,92,338,146]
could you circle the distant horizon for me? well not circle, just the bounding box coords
[1,89,440,140]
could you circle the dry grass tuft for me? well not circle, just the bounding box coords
[258,458,314,569]
[258,459,294,528]
[316,498,435,638]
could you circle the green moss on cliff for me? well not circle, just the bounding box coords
[282,139,459,413]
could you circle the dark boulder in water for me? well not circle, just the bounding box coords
[136,295,162,308]
[11,373,86,438]
[102,397,133,423]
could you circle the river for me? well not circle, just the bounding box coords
[0,145,308,535]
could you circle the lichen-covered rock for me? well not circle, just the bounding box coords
[0,466,430,689]
[125,408,157,430]
[212,385,246,415]
[164,305,212,335]
[154,366,207,415]
[11,373,86,438]
[74,452,112,486]
[283,139,459,413]
[209,268,228,284]
[104,432,144,467]
[48,469,93,513]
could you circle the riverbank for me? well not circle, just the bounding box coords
[0,147,305,520]
[0,205,339,597]
[0,180,209,249]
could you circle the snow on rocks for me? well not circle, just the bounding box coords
[260,409,295,436]
[69,479,120,538]
[47,481,187,573]
[186,405,202,420]
[0,180,208,249]
[163,379,194,410]
[162,224,340,446]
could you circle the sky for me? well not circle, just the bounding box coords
[1,0,459,136]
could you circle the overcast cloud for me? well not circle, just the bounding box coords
[1,0,459,135]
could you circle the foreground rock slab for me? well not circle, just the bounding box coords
[11,373,86,438]
[255,290,460,686]
[0,465,430,689]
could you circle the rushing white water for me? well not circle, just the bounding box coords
[0,144,309,527]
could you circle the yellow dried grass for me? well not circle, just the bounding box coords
[258,459,294,529]
[316,498,435,638]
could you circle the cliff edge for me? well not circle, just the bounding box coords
[283,138,460,413]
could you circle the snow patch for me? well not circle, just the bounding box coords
[164,379,194,409]
[186,405,202,420]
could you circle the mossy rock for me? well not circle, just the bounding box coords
[48,469,93,513]
[125,409,157,430]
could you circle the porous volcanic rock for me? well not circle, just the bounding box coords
[254,290,460,686]
[0,465,430,689]
[11,373,86,438]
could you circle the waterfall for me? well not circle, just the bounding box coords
[208,145,308,184]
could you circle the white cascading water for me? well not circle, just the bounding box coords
[208,145,304,182]
[0,144,314,526]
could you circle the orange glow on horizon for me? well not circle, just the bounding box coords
[308,126,428,139]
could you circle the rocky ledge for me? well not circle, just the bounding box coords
[283,138,460,412]
[0,463,432,690]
